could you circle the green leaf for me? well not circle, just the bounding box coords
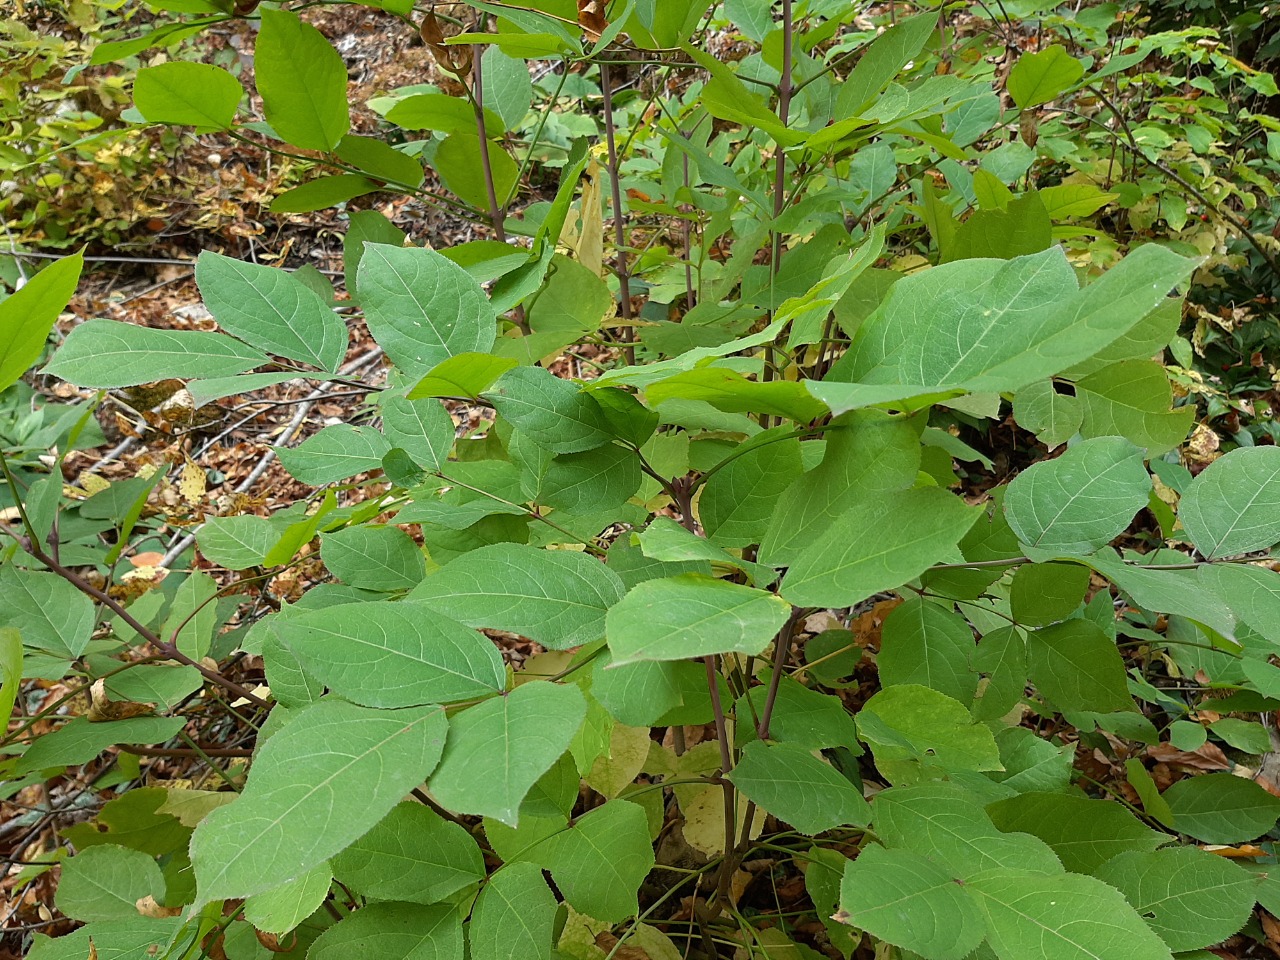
[1162,772,1280,843]
[333,134,424,187]
[1010,561,1090,626]
[28,918,183,960]
[479,45,532,129]
[331,801,485,904]
[857,685,1001,774]
[966,869,1174,960]
[1008,45,1085,109]
[0,566,95,658]
[485,366,613,454]
[606,574,791,665]
[1085,550,1237,640]
[386,92,505,136]
[738,675,859,751]
[469,861,558,960]
[270,174,380,213]
[646,368,828,423]
[730,741,871,835]
[256,9,350,151]
[434,131,519,208]
[308,902,463,960]
[532,799,655,922]
[15,716,186,775]
[54,845,163,922]
[162,570,218,661]
[872,783,1063,879]
[276,424,392,485]
[1075,360,1193,456]
[1180,447,1280,559]
[1093,847,1256,952]
[591,655,707,727]
[985,792,1166,873]
[358,244,497,379]
[1201,562,1280,645]
[877,596,977,703]
[381,395,455,472]
[243,864,331,936]
[1038,184,1117,219]
[344,210,407,300]
[761,411,921,565]
[1014,379,1082,449]
[429,681,586,825]
[0,628,20,735]
[635,516,773,585]
[834,12,937,118]
[0,251,81,392]
[1003,437,1151,554]
[45,318,267,388]
[133,61,242,128]
[195,253,347,372]
[1067,298,1183,381]
[407,352,517,400]
[537,444,641,514]
[780,487,980,608]
[1026,619,1133,713]
[945,192,1053,262]
[321,525,425,591]
[274,600,504,707]
[836,843,984,960]
[701,432,803,548]
[190,700,447,904]
[185,371,302,409]
[818,245,1198,413]
[196,514,280,570]
[409,543,625,649]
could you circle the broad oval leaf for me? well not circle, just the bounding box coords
[45,319,268,388]
[190,700,447,904]
[470,861,557,960]
[483,366,614,454]
[0,250,82,393]
[606,573,791,665]
[1003,436,1151,554]
[1179,446,1280,559]
[133,61,242,129]
[967,869,1175,960]
[428,681,586,826]
[872,783,1063,879]
[381,394,455,473]
[1093,847,1257,952]
[857,685,1001,776]
[1162,772,1280,844]
[307,902,463,960]
[331,801,484,904]
[255,9,350,151]
[837,843,985,960]
[780,487,980,607]
[275,424,392,485]
[320,525,425,591]
[0,566,96,658]
[358,243,497,378]
[531,799,656,923]
[273,601,505,707]
[55,845,163,922]
[409,542,625,649]
[729,741,870,835]
[195,253,347,372]
[985,791,1166,874]
[1007,45,1085,109]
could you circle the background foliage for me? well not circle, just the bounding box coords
[5,0,1280,958]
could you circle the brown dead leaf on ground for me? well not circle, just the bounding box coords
[1148,740,1232,772]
